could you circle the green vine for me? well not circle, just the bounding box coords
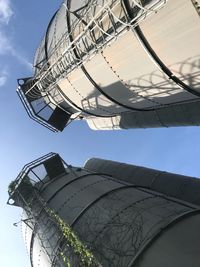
[8,180,18,194]
[8,177,100,266]
[8,176,33,195]
[47,209,100,266]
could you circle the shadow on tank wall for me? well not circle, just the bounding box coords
[80,55,200,129]
[81,55,200,115]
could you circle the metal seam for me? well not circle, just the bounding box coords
[101,51,164,107]
[66,1,161,113]
[128,209,200,267]
[70,184,141,228]
[57,82,116,118]
[122,0,200,98]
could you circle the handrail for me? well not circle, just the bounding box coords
[17,86,59,132]
[17,0,167,131]
[7,153,58,203]
[25,0,166,97]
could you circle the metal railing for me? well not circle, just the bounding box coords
[25,0,167,99]
[17,77,72,132]
[18,0,166,131]
[17,85,60,132]
[7,153,68,205]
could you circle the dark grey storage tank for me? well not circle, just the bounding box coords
[8,153,200,266]
[17,0,200,131]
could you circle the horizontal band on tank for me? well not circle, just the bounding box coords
[81,64,160,112]
[134,26,200,98]
[70,184,142,228]
[57,84,117,118]
[29,231,35,267]
[121,0,200,98]
[46,172,110,204]
[66,1,166,113]
[70,179,198,230]
[85,158,200,206]
[128,208,200,267]
[43,168,197,234]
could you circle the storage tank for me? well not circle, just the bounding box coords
[8,153,200,266]
[17,0,200,131]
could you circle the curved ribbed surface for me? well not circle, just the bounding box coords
[14,154,200,267]
[19,0,200,131]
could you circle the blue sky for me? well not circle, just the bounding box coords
[0,0,200,266]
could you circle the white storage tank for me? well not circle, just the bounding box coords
[17,0,200,131]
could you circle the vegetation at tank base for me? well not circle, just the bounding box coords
[47,208,101,267]
[8,176,34,208]
[8,176,33,194]
[59,252,71,267]
[8,180,18,194]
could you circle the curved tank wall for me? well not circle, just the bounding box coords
[133,213,200,267]
[19,0,200,131]
[9,154,200,267]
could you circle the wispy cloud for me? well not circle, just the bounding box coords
[0,0,32,71]
[0,30,11,54]
[0,0,13,24]
[0,69,8,87]
[11,49,32,70]
[0,30,32,70]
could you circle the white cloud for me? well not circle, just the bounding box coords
[0,1,32,71]
[0,75,7,87]
[0,30,11,54]
[0,0,13,24]
[0,0,12,55]
[11,49,32,70]
[0,69,7,87]
[0,0,32,88]
[0,31,32,70]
